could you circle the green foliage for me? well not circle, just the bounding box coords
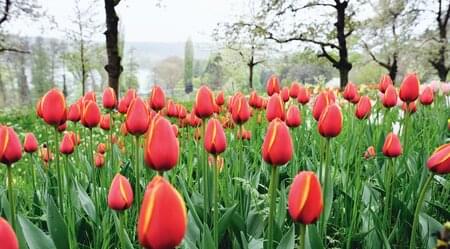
[184,38,194,94]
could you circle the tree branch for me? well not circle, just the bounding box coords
[318,45,338,65]
[0,47,30,54]
[363,42,390,70]
[0,0,11,26]
[263,28,340,49]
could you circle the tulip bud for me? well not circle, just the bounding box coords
[149,85,165,111]
[81,100,101,128]
[216,91,225,106]
[382,85,398,108]
[177,105,187,119]
[67,103,81,123]
[312,91,333,121]
[382,132,402,157]
[108,173,134,211]
[144,115,179,171]
[288,171,323,224]
[281,86,290,102]
[286,105,301,128]
[231,96,251,124]
[262,119,293,166]
[0,126,22,165]
[343,82,357,102]
[166,100,178,118]
[117,98,128,114]
[36,98,43,119]
[266,74,280,96]
[237,128,252,140]
[318,104,342,138]
[24,133,38,153]
[103,87,117,109]
[379,74,393,93]
[194,86,215,118]
[0,217,19,249]
[100,114,111,131]
[204,118,227,155]
[289,82,300,98]
[355,96,372,120]
[39,145,53,164]
[84,91,96,103]
[126,97,150,136]
[426,143,450,174]
[249,91,260,108]
[94,153,105,168]
[399,73,420,103]
[138,176,187,249]
[266,93,285,122]
[364,146,376,159]
[97,143,106,154]
[60,133,75,155]
[297,86,310,105]
[41,88,66,126]
[419,86,434,105]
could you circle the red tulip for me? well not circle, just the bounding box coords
[266,74,280,96]
[0,217,19,249]
[237,128,252,140]
[216,91,225,106]
[249,91,261,109]
[364,146,376,159]
[419,86,434,105]
[194,86,215,118]
[262,119,293,166]
[120,123,128,136]
[97,143,106,154]
[39,146,53,163]
[288,171,323,224]
[103,87,117,109]
[108,173,134,211]
[355,96,372,119]
[84,91,96,103]
[117,98,129,114]
[126,97,150,136]
[94,153,105,168]
[402,101,417,113]
[24,133,38,153]
[138,176,187,249]
[57,122,67,132]
[343,82,357,102]
[149,85,166,111]
[286,105,301,128]
[231,95,251,124]
[67,103,81,122]
[426,143,450,174]
[297,86,310,105]
[204,118,227,155]
[36,98,43,119]
[281,86,290,102]
[144,115,179,171]
[124,89,137,106]
[312,91,333,121]
[382,132,402,157]
[40,88,66,126]
[266,93,285,121]
[0,126,22,165]
[318,104,342,138]
[177,105,187,119]
[81,100,101,128]
[187,112,202,127]
[172,124,179,137]
[383,85,398,108]
[350,93,361,104]
[399,73,420,103]
[100,114,111,131]
[379,74,393,93]
[166,100,178,118]
[59,133,75,155]
[289,82,300,98]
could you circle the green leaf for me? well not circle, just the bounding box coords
[75,181,97,222]
[218,204,237,240]
[46,195,69,249]
[112,213,134,249]
[276,224,294,249]
[19,214,57,249]
[306,224,324,249]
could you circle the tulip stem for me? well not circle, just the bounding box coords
[213,154,219,248]
[267,166,279,249]
[135,136,141,208]
[409,173,434,249]
[110,111,115,177]
[54,127,64,215]
[7,165,16,231]
[30,153,37,191]
[320,138,331,239]
[298,224,306,249]
[89,128,98,216]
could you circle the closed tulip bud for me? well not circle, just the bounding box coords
[41,88,66,126]
[126,97,150,135]
[249,91,260,108]
[39,146,53,163]
[364,146,376,159]
[100,114,111,131]
[383,85,398,108]
[194,86,215,118]
[172,124,179,137]
[382,132,402,157]
[297,86,310,105]
[84,91,96,103]
[231,96,251,124]
[266,93,285,121]
[144,115,179,171]
[0,126,22,165]
[36,98,43,119]
[343,82,357,101]
[81,100,101,128]
[402,101,417,113]
[67,103,81,122]
[426,143,450,174]
[399,73,420,103]
[138,176,187,249]
[187,112,202,127]
[177,105,187,119]
[59,133,75,155]
[204,118,227,155]
[355,96,372,119]
[289,82,300,98]
[67,131,80,146]
[379,74,393,93]
[102,87,117,109]
[108,173,134,211]
[419,86,434,105]
[312,91,333,121]
[266,74,280,96]
[117,98,128,114]
[350,93,360,104]
[281,86,290,102]
[166,100,178,118]
[94,153,105,168]
[318,104,343,138]
[24,133,38,153]
[286,105,301,128]
[237,129,252,140]
[216,91,225,106]
[97,143,106,154]
[262,119,293,166]
[149,85,165,111]
[288,171,323,224]
[0,218,19,249]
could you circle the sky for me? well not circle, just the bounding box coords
[9,0,247,43]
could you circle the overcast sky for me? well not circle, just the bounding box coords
[10,0,247,42]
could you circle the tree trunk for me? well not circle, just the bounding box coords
[389,54,398,85]
[81,40,86,95]
[335,1,352,89]
[248,62,254,89]
[104,0,122,98]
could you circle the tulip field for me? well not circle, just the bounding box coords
[0,74,449,249]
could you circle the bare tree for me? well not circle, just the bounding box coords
[427,0,450,81]
[104,0,123,97]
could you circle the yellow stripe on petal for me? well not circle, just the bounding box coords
[297,174,312,216]
[141,178,162,234]
[119,177,128,204]
[267,121,279,153]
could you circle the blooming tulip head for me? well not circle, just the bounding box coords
[286,105,301,128]
[67,103,81,123]
[0,126,22,165]
[216,91,225,106]
[231,95,251,124]
[419,86,434,105]
[204,118,227,155]
[426,143,450,174]
[0,218,19,249]
[126,97,150,136]
[149,85,166,111]
[288,171,323,224]
[262,118,293,166]
[97,143,106,154]
[102,87,117,109]
[60,133,75,155]
[81,100,101,128]
[108,173,134,211]
[355,96,372,120]
[343,82,357,102]
[399,73,420,103]
[318,104,342,138]
[312,91,333,121]
[382,132,402,157]
[379,74,393,93]
[266,74,280,96]
[138,176,187,249]
[24,133,38,153]
[40,88,66,126]
[144,115,179,171]
[382,85,398,108]
[194,85,215,118]
[266,93,285,122]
